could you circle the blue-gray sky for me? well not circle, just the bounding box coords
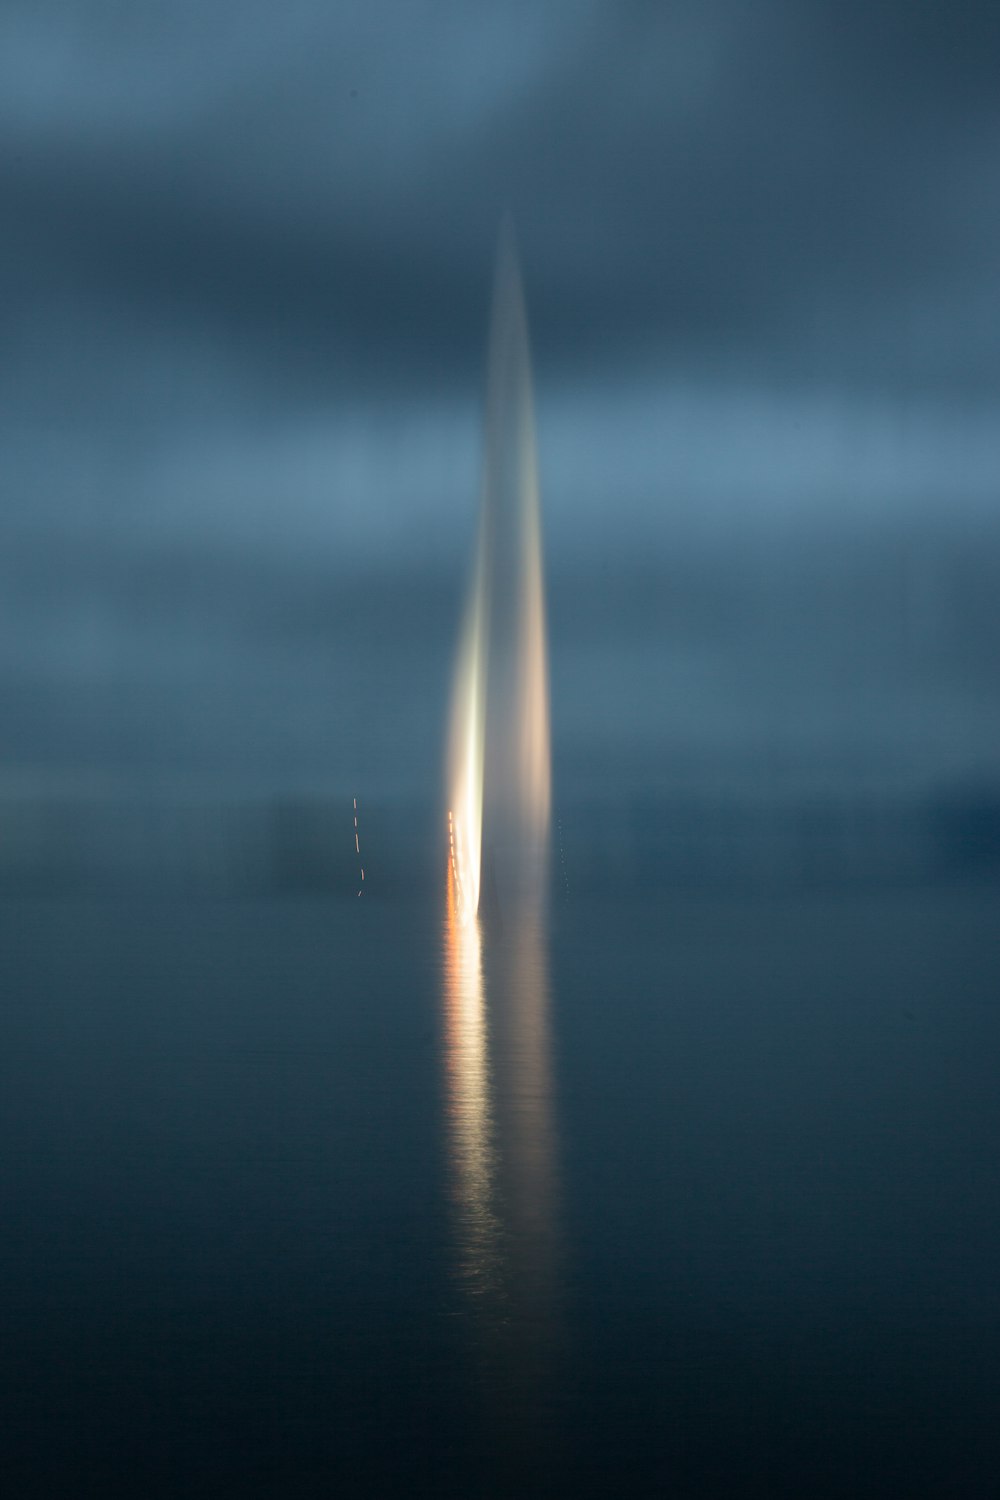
[2,1,999,800]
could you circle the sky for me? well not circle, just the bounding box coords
[2,1,999,805]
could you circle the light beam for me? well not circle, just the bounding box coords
[446,220,550,912]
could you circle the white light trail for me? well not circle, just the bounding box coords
[354,795,365,897]
[446,220,550,913]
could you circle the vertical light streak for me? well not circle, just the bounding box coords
[494,219,551,873]
[441,231,562,1430]
[446,513,488,920]
[442,859,499,1292]
[500,906,559,1290]
[514,399,551,878]
[353,795,364,897]
[440,874,563,1389]
[446,219,549,912]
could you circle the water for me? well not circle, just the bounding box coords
[2,883,999,1496]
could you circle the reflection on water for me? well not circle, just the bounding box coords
[442,863,501,1295]
[442,863,564,1475]
[492,903,561,1319]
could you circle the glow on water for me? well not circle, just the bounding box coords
[442,859,500,1289]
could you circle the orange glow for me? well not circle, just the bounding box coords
[514,422,551,869]
[442,860,499,1289]
[445,223,549,911]
[446,530,487,919]
[441,868,561,1325]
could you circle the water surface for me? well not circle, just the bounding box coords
[3,884,999,1496]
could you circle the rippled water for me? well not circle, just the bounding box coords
[3,884,999,1496]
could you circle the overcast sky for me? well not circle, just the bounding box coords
[2,1,998,798]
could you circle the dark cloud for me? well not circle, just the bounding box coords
[3,1,998,383]
[2,2,998,795]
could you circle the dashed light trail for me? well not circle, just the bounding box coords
[354,796,365,896]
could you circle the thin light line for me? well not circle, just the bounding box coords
[355,796,365,896]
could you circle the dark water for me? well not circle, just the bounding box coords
[3,884,999,1497]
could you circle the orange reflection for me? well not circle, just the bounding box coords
[442,856,561,1323]
[493,901,560,1320]
[443,859,500,1294]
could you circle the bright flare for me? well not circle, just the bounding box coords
[446,221,550,911]
[446,527,487,921]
